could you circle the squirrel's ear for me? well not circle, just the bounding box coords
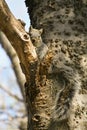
[29,25,33,32]
[39,28,43,34]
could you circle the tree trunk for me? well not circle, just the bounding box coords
[0,0,87,130]
[25,0,87,130]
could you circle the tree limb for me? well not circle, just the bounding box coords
[0,31,26,102]
[0,0,38,81]
[0,84,23,102]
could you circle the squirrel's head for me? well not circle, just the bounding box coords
[29,25,43,47]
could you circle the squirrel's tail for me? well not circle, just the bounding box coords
[52,68,81,122]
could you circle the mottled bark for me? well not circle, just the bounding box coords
[25,0,87,130]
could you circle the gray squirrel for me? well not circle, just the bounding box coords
[29,26,81,124]
[52,68,80,122]
[29,26,48,60]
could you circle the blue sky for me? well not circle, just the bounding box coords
[5,0,30,31]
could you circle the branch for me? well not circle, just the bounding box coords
[0,84,23,102]
[0,0,38,81]
[0,110,26,119]
[0,31,25,101]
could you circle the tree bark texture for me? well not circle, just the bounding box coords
[25,0,87,130]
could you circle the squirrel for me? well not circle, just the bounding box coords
[48,54,81,122]
[29,25,48,60]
